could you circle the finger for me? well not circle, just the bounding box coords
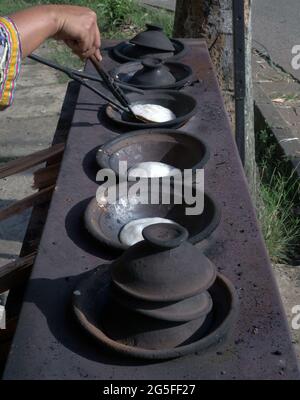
[64,39,83,55]
[67,40,94,59]
[65,41,86,60]
[77,30,94,55]
[69,43,95,60]
[65,40,85,60]
[94,24,101,51]
[93,25,102,61]
[95,48,102,61]
[64,39,77,50]
[70,47,85,60]
[81,46,98,59]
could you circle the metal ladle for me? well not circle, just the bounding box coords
[89,55,157,124]
[28,53,150,122]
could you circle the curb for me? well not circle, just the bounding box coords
[254,83,300,175]
[138,0,175,11]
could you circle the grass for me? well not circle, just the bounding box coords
[257,169,300,264]
[0,1,174,38]
[256,129,300,264]
[0,0,174,73]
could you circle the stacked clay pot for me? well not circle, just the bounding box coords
[102,223,217,350]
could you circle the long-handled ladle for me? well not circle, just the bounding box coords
[29,53,133,114]
[29,53,170,124]
[89,55,134,112]
[88,55,154,123]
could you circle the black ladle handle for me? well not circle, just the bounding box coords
[29,54,144,94]
[29,53,74,76]
[77,79,129,112]
[89,55,129,107]
[78,73,145,94]
[89,54,137,120]
[28,54,129,112]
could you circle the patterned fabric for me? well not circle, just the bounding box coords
[0,16,22,110]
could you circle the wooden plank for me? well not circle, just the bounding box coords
[4,82,79,333]
[0,185,55,221]
[0,253,36,293]
[33,163,60,190]
[0,143,64,179]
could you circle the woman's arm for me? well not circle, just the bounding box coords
[9,4,101,60]
[0,4,101,109]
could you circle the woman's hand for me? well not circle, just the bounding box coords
[54,6,101,61]
[9,5,102,60]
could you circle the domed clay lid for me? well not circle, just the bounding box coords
[130,24,175,52]
[112,223,217,302]
[111,285,213,322]
[129,58,176,86]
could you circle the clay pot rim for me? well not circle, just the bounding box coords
[84,190,221,251]
[96,129,210,176]
[111,39,187,63]
[73,268,238,360]
[111,284,213,322]
[110,60,193,90]
[112,258,217,303]
[105,89,198,130]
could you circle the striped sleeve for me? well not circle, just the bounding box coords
[0,16,22,110]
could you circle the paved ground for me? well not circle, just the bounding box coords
[138,0,175,11]
[252,0,300,151]
[0,44,67,268]
[253,51,300,144]
[253,0,300,80]
[0,46,66,160]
